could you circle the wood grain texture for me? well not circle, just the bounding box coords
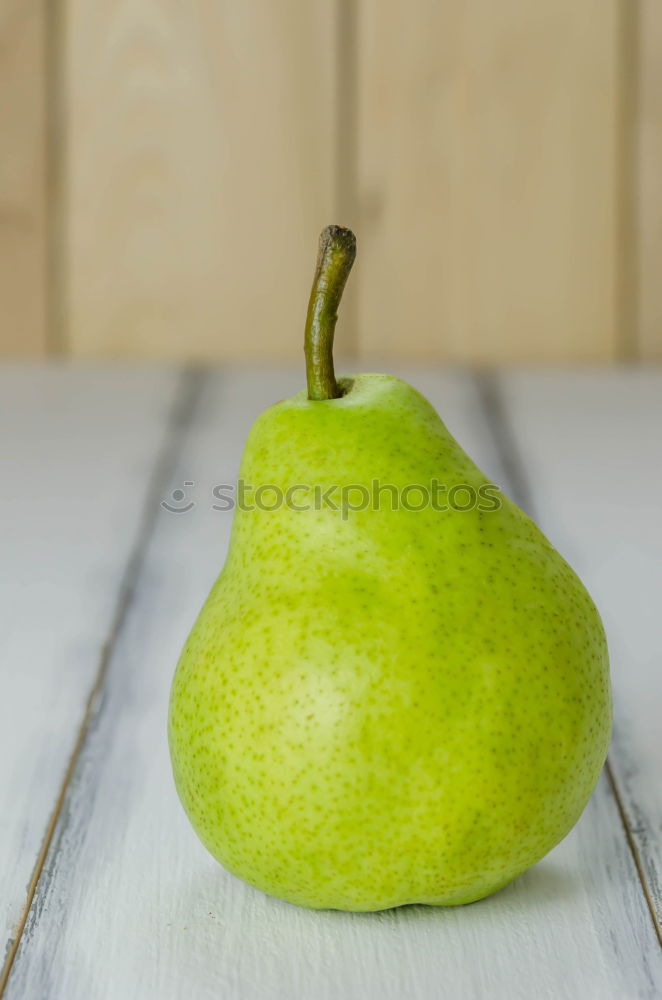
[62,1,335,361]
[355,0,620,363]
[498,369,662,932]
[0,0,47,355]
[5,367,661,999]
[0,366,180,973]
[636,0,662,359]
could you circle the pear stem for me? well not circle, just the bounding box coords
[304,225,356,400]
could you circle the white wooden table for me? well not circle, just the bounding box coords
[1,364,660,1000]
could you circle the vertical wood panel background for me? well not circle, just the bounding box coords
[356,0,620,362]
[0,1,47,355]
[0,0,660,362]
[63,0,336,360]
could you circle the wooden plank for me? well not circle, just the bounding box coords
[62,1,336,361]
[0,1,47,355]
[6,366,661,999]
[636,0,662,359]
[497,368,662,931]
[0,365,182,977]
[355,0,620,363]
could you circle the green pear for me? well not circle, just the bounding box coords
[169,226,611,911]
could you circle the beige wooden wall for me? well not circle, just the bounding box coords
[1,0,660,363]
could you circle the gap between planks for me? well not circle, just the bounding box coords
[334,0,359,359]
[0,368,205,997]
[44,0,67,356]
[474,369,662,950]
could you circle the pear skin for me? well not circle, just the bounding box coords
[169,372,611,911]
